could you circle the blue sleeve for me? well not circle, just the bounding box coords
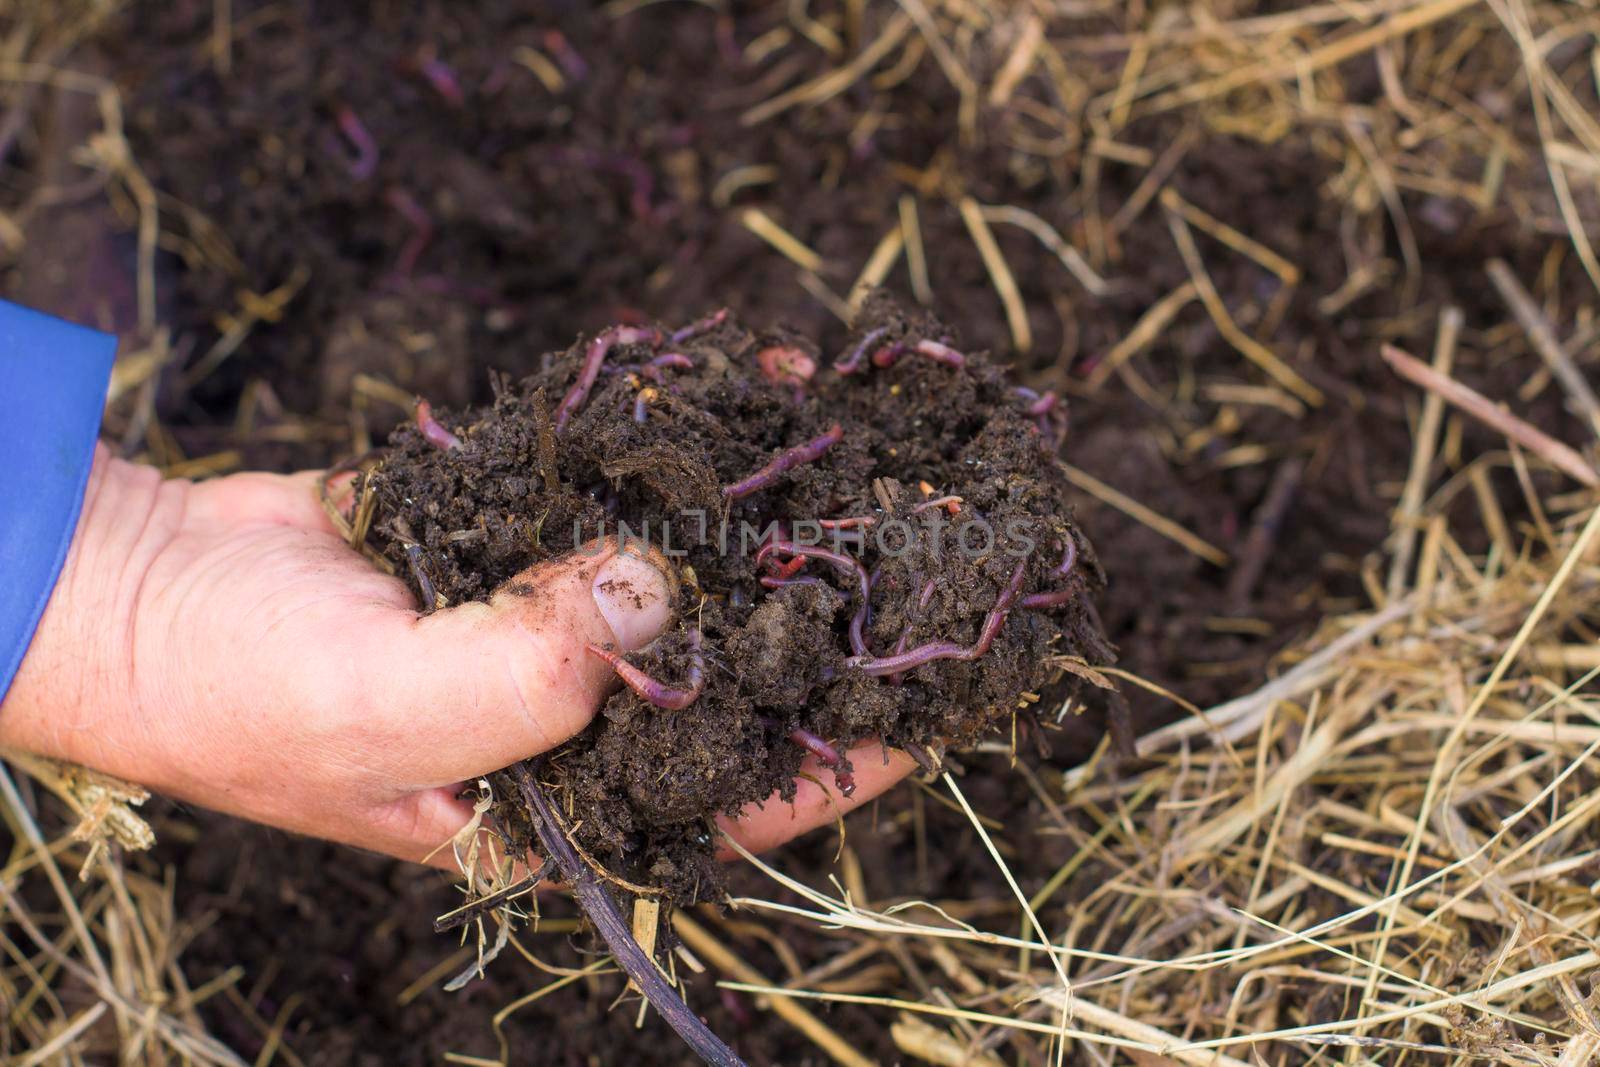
[0,300,117,702]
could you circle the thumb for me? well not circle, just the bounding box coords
[360,540,678,787]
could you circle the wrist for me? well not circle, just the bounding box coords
[0,447,189,776]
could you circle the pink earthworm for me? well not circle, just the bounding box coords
[1020,538,1080,610]
[722,423,844,499]
[757,345,817,388]
[755,541,872,657]
[555,325,661,432]
[586,631,705,710]
[333,106,379,180]
[888,578,940,685]
[414,399,462,450]
[787,727,855,796]
[833,327,887,374]
[670,308,728,343]
[846,561,1026,676]
[385,187,434,277]
[418,55,465,106]
[872,339,967,370]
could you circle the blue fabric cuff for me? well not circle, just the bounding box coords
[0,300,117,703]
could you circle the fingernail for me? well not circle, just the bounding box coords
[592,550,673,652]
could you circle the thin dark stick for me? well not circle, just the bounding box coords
[433,869,541,933]
[510,763,746,1067]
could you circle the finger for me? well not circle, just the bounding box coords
[717,741,918,857]
[357,540,678,786]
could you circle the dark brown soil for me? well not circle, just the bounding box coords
[362,295,1110,903]
[6,0,1595,1062]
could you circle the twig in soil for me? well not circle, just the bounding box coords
[846,561,1026,676]
[332,105,379,180]
[414,398,462,450]
[555,325,661,432]
[404,544,442,611]
[587,632,706,710]
[723,423,844,499]
[833,327,888,375]
[1486,258,1600,440]
[509,763,745,1067]
[670,308,728,343]
[1225,456,1304,608]
[433,869,542,933]
[1380,343,1599,487]
[1020,538,1080,610]
[755,541,872,656]
[786,728,856,796]
[385,188,434,277]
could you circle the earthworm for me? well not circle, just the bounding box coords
[670,308,728,343]
[722,423,844,499]
[632,387,658,423]
[419,54,464,107]
[755,541,872,657]
[846,561,1026,676]
[1020,538,1079,610]
[642,352,693,380]
[787,727,856,797]
[586,631,705,710]
[760,575,824,590]
[414,399,462,450]
[333,106,379,180]
[765,554,808,580]
[385,187,434,277]
[543,29,589,81]
[888,578,940,685]
[820,495,962,531]
[757,345,816,388]
[555,325,661,432]
[833,327,887,374]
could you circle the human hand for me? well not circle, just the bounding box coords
[0,448,914,868]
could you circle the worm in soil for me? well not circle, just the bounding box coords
[833,326,887,374]
[555,325,661,432]
[586,631,705,710]
[755,541,872,656]
[414,399,462,450]
[845,560,1026,676]
[333,105,379,180]
[1020,537,1079,610]
[722,423,844,499]
[786,727,856,797]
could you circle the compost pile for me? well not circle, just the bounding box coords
[362,297,1109,901]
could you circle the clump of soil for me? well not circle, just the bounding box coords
[362,294,1112,903]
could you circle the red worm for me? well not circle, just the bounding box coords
[419,56,465,106]
[757,345,816,388]
[641,352,693,381]
[787,727,856,797]
[670,308,728,344]
[872,339,966,370]
[1020,538,1079,610]
[334,106,379,180]
[755,541,872,657]
[586,632,705,710]
[722,423,844,499]
[415,399,462,450]
[888,578,940,685]
[555,325,661,431]
[385,188,434,277]
[846,561,1026,676]
[833,327,887,375]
